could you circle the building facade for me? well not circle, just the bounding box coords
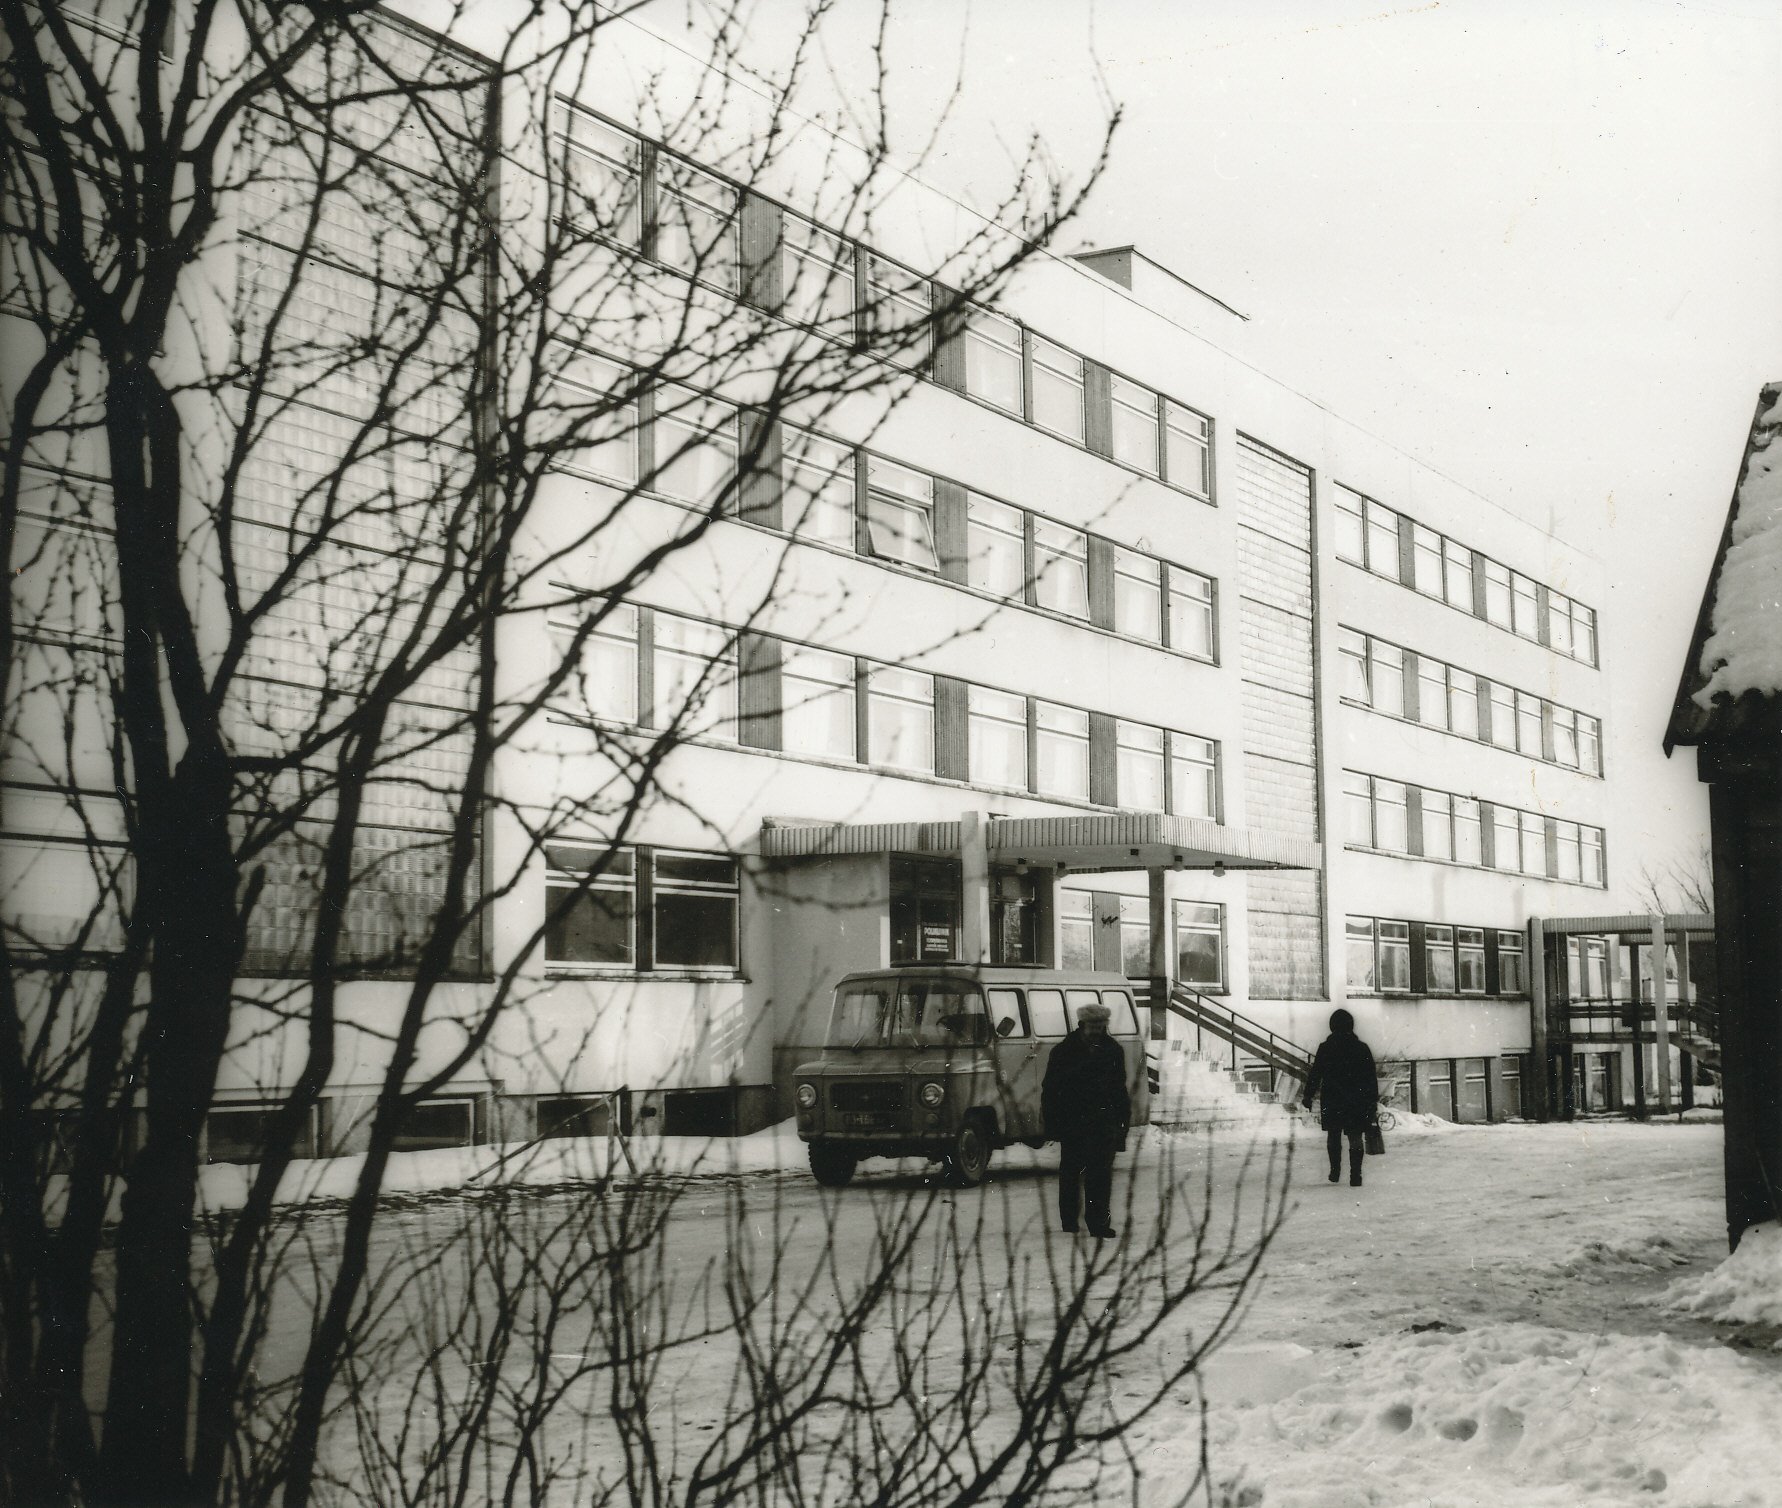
[1,12,1627,1157]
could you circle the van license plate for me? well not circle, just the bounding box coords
[838,1111,896,1130]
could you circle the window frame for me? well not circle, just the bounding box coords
[1425,923,1457,993]
[1028,336,1086,444]
[780,214,856,336]
[965,492,1027,599]
[779,643,857,762]
[1115,719,1166,813]
[1112,546,1163,642]
[1031,517,1090,620]
[651,849,742,972]
[780,427,857,549]
[1162,400,1211,500]
[1174,899,1225,992]
[651,612,738,742]
[1456,926,1487,995]
[866,664,936,774]
[1169,734,1219,821]
[543,843,639,971]
[1497,931,1527,995]
[653,153,741,294]
[863,455,939,572]
[1108,373,1162,476]
[967,684,1029,791]
[962,307,1025,416]
[1034,700,1091,802]
[1166,568,1215,660]
[864,252,933,369]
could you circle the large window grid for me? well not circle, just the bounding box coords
[553,107,1221,505]
[1344,770,1606,888]
[544,843,741,975]
[1347,914,1527,998]
[1332,482,1599,666]
[1337,627,1603,776]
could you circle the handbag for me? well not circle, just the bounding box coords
[1364,1121,1385,1157]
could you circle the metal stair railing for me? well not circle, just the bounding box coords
[1161,984,1314,1094]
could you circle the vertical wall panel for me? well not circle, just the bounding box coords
[1235,437,1325,1000]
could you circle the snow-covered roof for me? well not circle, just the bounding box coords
[1666,381,1782,749]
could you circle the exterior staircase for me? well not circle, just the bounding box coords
[1145,986,1315,1130]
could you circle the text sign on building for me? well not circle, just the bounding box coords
[920,925,955,960]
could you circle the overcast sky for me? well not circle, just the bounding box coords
[650,0,1782,891]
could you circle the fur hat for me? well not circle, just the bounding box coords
[1076,1001,1112,1023]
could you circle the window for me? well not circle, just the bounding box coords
[1035,701,1090,800]
[1579,716,1601,775]
[1345,916,1376,990]
[1116,721,1165,811]
[1516,691,1543,757]
[1113,548,1162,641]
[1117,897,1151,979]
[1335,489,1365,566]
[963,309,1024,415]
[1344,771,1373,846]
[1547,592,1575,657]
[866,255,932,367]
[545,844,636,967]
[1369,640,1405,718]
[1491,805,1521,872]
[1418,657,1449,729]
[1170,735,1218,820]
[1377,921,1411,992]
[1553,708,1579,769]
[1575,606,1597,666]
[1338,628,1369,703]
[652,852,740,969]
[1413,525,1444,597]
[781,217,854,334]
[780,645,856,761]
[1425,924,1457,992]
[655,386,738,508]
[556,351,639,485]
[1488,681,1516,749]
[1454,798,1482,866]
[1520,810,1547,877]
[1456,927,1486,994]
[1175,901,1224,990]
[1365,499,1401,581]
[1421,789,1453,861]
[1497,931,1526,994]
[1030,338,1085,443]
[1032,519,1089,619]
[966,493,1026,598]
[1554,820,1582,882]
[1449,670,1479,740]
[968,686,1028,789]
[1163,401,1211,497]
[562,600,638,724]
[1443,538,1474,611]
[866,666,934,773]
[1374,779,1409,852]
[864,457,937,570]
[1058,889,1094,970]
[1167,570,1215,659]
[1582,827,1605,886]
[653,614,736,740]
[558,106,641,245]
[1511,572,1541,641]
[1109,374,1161,475]
[781,429,856,549]
[1484,560,1512,627]
[655,156,738,292]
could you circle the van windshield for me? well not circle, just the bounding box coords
[829,979,989,1048]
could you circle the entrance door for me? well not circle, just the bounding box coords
[990,868,1038,964]
[890,855,961,963]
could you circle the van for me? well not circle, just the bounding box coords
[791,965,1151,1187]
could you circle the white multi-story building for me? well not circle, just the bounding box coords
[2,10,1621,1155]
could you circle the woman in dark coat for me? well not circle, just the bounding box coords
[1299,1008,1379,1187]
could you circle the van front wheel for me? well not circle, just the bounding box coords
[944,1117,993,1187]
[808,1142,857,1187]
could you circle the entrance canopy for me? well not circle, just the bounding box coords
[760,811,1320,874]
[1539,913,1714,941]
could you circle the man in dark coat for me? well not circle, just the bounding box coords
[1041,1001,1131,1237]
[1300,1008,1379,1187]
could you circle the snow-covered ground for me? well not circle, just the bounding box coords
[200,1113,1778,1507]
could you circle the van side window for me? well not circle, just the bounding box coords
[1026,988,1068,1036]
[1064,988,1102,1026]
[987,988,1027,1038]
[1105,991,1140,1034]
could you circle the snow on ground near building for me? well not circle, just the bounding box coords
[187,1114,1778,1507]
[1696,386,1782,703]
[1662,1221,1782,1328]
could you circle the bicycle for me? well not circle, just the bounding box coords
[1375,1103,1398,1132]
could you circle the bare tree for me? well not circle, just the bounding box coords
[0,2,1119,1502]
[1633,840,1715,917]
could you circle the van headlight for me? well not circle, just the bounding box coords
[796,1083,818,1109]
[919,1082,945,1108]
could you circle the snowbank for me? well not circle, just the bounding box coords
[1142,1322,1781,1507]
[1660,1221,1782,1328]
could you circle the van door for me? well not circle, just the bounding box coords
[1012,986,1071,1139]
[986,988,1039,1137]
[1102,988,1150,1125]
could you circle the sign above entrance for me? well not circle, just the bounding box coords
[920,925,955,960]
